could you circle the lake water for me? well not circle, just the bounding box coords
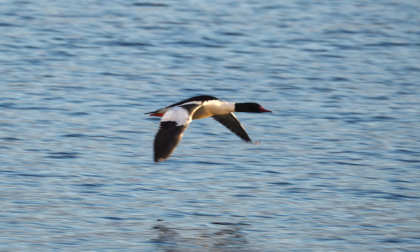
[1,0,420,251]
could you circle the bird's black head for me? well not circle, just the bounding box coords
[235,103,272,113]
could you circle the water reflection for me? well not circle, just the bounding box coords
[151,220,251,251]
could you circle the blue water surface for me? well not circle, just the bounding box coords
[1,0,420,251]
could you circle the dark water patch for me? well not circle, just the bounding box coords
[333,161,365,167]
[90,135,128,141]
[101,216,125,221]
[65,112,90,116]
[331,77,350,82]
[380,238,404,243]
[62,133,87,138]
[334,44,363,51]
[370,115,396,121]
[168,40,226,48]
[90,104,135,108]
[393,149,420,155]
[315,236,347,242]
[382,193,420,200]
[1,137,21,141]
[364,42,420,48]
[389,179,414,184]
[261,170,283,174]
[192,212,222,217]
[235,186,258,190]
[138,25,175,31]
[1,169,31,177]
[346,188,420,200]
[110,41,154,47]
[130,187,155,192]
[50,50,75,58]
[116,130,143,134]
[233,194,254,198]
[218,31,246,37]
[365,95,390,100]
[249,214,277,220]
[0,22,17,27]
[213,87,238,92]
[162,187,182,192]
[302,48,329,53]
[312,87,335,93]
[286,38,324,45]
[316,53,346,58]
[269,181,293,186]
[230,49,260,55]
[212,222,250,226]
[286,187,309,194]
[15,173,50,178]
[46,152,80,159]
[224,65,245,70]
[1,170,76,179]
[45,85,93,91]
[101,72,125,76]
[401,66,420,72]
[325,28,360,35]
[0,102,15,109]
[132,2,169,7]
[180,88,207,93]
[3,105,65,111]
[25,148,52,152]
[397,158,420,163]
[343,117,364,124]
[195,160,227,165]
[76,183,106,188]
[305,77,323,82]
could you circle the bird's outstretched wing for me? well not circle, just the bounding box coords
[212,113,252,142]
[154,103,200,162]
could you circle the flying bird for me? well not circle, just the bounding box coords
[146,95,272,162]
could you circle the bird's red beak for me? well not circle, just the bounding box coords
[259,106,272,113]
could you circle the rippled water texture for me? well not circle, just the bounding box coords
[1,0,420,251]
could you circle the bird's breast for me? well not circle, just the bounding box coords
[192,101,235,120]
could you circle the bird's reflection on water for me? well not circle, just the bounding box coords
[151,220,251,251]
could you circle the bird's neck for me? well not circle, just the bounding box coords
[234,103,252,112]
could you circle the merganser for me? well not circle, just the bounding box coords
[146,95,272,163]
